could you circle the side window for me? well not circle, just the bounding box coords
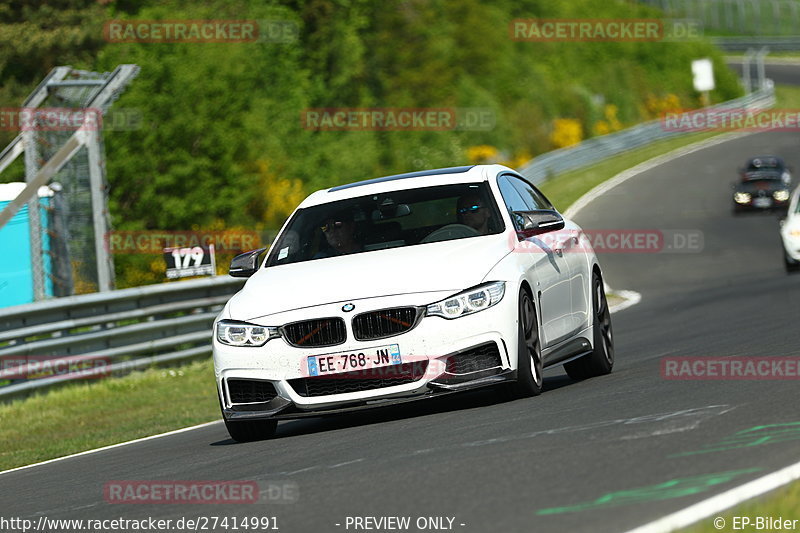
[497,176,530,230]
[508,176,552,210]
[498,176,529,212]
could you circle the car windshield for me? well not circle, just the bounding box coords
[742,177,781,185]
[746,159,782,171]
[265,182,504,267]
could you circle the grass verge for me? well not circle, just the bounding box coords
[774,84,800,108]
[684,481,800,532]
[0,359,219,471]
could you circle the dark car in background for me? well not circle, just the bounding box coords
[741,156,790,177]
[732,156,792,213]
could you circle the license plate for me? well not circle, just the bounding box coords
[307,344,401,377]
[753,197,772,208]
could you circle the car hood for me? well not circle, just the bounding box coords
[228,235,512,320]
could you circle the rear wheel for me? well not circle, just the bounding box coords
[508,288,543,398]
[564,271,614,380]
[224,418,278,443]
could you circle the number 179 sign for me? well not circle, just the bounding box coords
[163,244,216,279]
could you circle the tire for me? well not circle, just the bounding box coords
[507,288,543,398]
[564,271,614,380]
[224,418,278,443]
[785,251,800,274]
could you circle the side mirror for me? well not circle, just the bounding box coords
[513,210,565,239]
[229,247,267,278]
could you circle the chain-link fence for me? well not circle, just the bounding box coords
[0,65,139,302]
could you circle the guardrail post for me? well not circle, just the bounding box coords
[755,46,769,91]
[742,48,755,94]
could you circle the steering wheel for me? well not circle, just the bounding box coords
[420,224,480,243]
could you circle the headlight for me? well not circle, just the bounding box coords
[734,192,751,204]
[788,229,800,238]
[426,282,505,319]
[216,320,279,347]
[773,190,790,202]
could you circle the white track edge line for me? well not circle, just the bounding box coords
[622,459,800,533]
[0,420,221,477]
[565,130,756,315]
[564,131,753,220]
[588,129,800,532]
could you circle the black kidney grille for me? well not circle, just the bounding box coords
[288,361,428,397]
[282,317,346,347]
[352,307,420,340]
[227,379,278,404]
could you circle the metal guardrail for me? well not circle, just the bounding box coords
[712,37,800,51]
[518,86,775,186]
[0,276,245,399]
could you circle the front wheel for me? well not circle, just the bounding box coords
[564,271,614,380]
[507,288,543,398]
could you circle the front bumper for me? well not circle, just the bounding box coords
[214,291,518,420]
[733,198,789,211]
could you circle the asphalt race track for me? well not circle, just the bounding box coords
[725,59,800,87]
[2,131,800,533]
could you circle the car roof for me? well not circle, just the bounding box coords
[298,164,516,208]
[328,165,476,192]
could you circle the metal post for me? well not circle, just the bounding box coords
[22,128,45,301]
[85,128,113,292]
[756,47,769,91]
[742,48,754,94]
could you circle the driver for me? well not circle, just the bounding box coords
[457,194,490,235]
[316,210,362,257]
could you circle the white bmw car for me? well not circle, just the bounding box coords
[780,185,800,272]
[213,165,613,442]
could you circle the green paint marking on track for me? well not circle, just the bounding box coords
[536,468,761,515]
[671,422,800,458]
